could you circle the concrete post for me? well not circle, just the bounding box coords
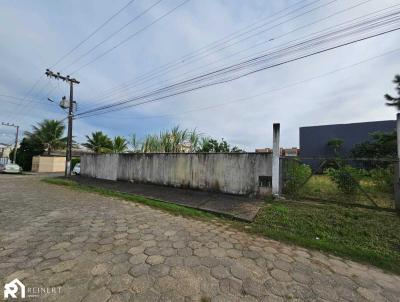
[272,123,280,196]
[394,113,400,210]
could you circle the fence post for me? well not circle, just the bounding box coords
[272,123,280,196]
[395,113,400,210]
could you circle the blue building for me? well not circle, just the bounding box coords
[299,120,396,158]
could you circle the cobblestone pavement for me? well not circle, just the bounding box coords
[0,175,399,302]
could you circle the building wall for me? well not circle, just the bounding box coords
[31,156,66,172]
[300,120,396,157]
[81,153,272,195]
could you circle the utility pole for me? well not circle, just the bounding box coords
[1,122,19,163]
[45,69,80,177]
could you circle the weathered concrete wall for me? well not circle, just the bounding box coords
[81,154,118,181]
[81,153,272,195]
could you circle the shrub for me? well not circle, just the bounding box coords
[284,161,312,196]
[326,165,361,195]
[370,165,394,193]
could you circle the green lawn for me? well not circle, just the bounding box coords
[298,175,394,209]
[249,199,400,274]
[42,177,400,274]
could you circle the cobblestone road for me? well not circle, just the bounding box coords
[0,175,399,301]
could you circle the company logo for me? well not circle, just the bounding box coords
[4,278,25,299]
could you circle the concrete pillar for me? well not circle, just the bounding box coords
[272,123,280,196]
[395,113,400,210]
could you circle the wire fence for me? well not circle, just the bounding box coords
[281,156,396,209]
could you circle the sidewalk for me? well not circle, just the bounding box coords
[73,176,264,221]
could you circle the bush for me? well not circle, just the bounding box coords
[284,161,312,196]
[370,165,394,193]
[325,165,361,195]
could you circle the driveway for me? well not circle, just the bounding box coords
[0,174,399,301]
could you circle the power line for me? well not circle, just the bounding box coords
[108,47,400,120]
[75,11,400,118]
[60,0,163,72]
[69,0,192,75]
[52,0,137,69]
[77,26,400,118]
[86,0,376,108]
[82,0,324,105]
[9,0,136,118]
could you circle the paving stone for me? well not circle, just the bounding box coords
[109,274,133,293]
[129,253,147,265]
[83,287,111,302]
[51,259,76,273]
[242,278,267,297]
[211,265,231,279]
[1,176,399,302]
[129,263,150,277]
[146,255,165,265]
[271,269,292,282]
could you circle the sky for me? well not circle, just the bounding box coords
[1,0,400,151]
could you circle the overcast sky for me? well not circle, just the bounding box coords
[1,0,399,151]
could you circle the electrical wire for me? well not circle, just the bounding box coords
[69,0,192,75]
[75,10,400,118]
[85,0,376,109]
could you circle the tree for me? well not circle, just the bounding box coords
[385,74,400,109]
[112,136,128,153]
[11,137,45,171]
[83,131,112,153]
[327,138,344,156]
[198,137,243,153]
[25,119,67,155]
[351,131,396,158]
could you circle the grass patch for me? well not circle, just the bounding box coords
[294,175,394,209]
[42,177,216,219]
[249,199,400,274]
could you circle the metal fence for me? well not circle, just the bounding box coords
[0,157,9,165]
[281,156,396,209]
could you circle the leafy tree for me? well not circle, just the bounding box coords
[25,119,67,155]
[11,137,45,171]
[385,74,400,109]
[112,136,128,153]
[83,131,112,153]
[351,131,396,158]
[198,137,243,153]
[327,138,344,156]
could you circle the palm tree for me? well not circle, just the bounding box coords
[385,74,400,109]
[83,131,112,153]
[25,119,67,155]
[112,136,128,153]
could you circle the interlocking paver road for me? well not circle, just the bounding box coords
[0,175,399,301]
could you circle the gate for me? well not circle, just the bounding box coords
[281,156,396,209]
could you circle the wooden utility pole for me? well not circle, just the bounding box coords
[1,122,19,163]
[45,69,80,177]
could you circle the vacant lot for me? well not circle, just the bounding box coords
[250,200,400,274]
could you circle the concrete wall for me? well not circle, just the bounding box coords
[81,153,272,195]
[31,156,66,172]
